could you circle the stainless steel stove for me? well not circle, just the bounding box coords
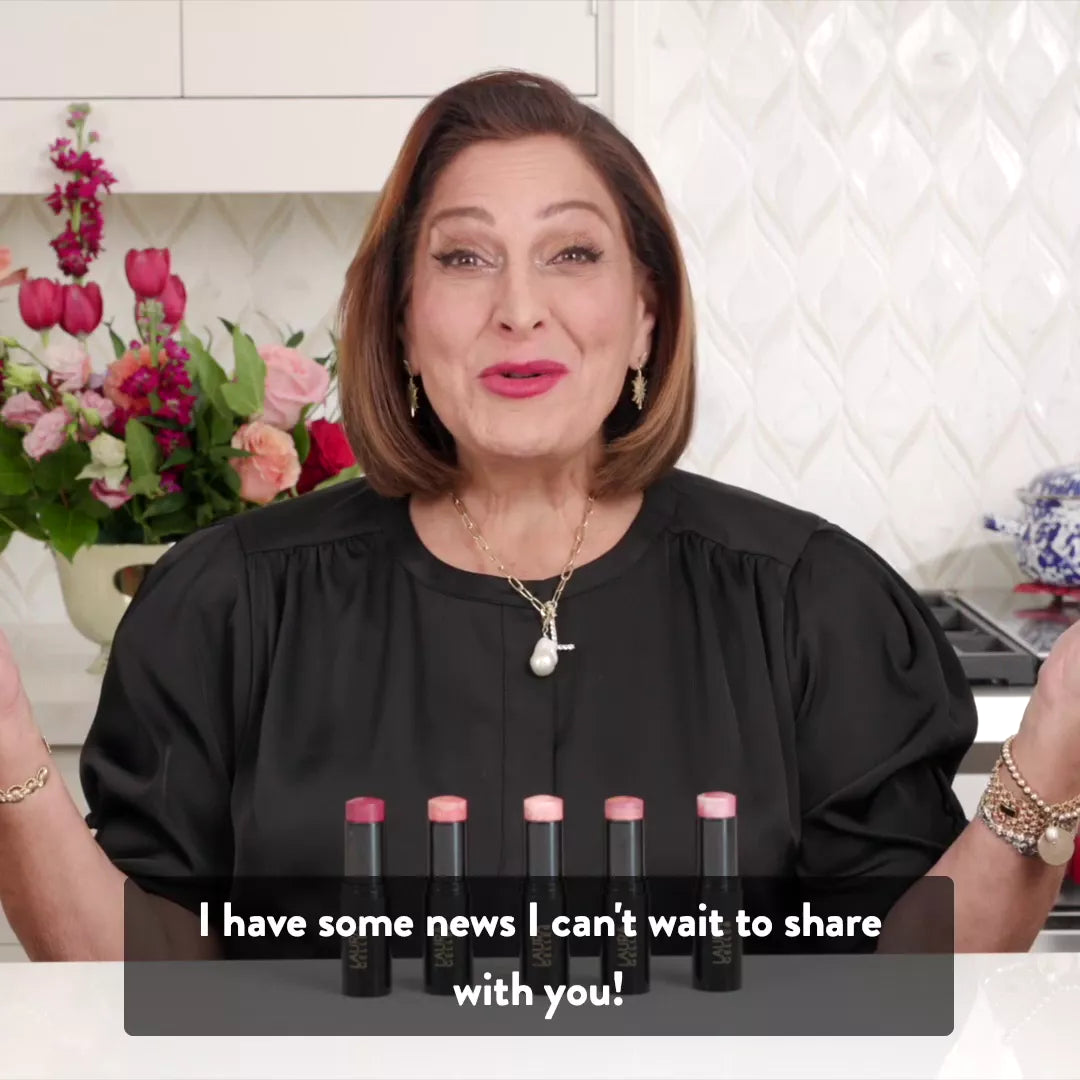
[920,588,1079,686]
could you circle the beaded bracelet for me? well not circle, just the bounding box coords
[977,736,1080,866]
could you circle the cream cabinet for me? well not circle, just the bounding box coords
[0,1,181,98]
[0,0,610,193]
[181,0,598,98]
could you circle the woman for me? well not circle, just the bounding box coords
[1,71,1079,960]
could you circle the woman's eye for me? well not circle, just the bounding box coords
[434,249,485,269]
[552,245,602,265]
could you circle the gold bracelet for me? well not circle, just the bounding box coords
[0,735,52,805]
[977,737,1080,866]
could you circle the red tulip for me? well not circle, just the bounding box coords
[60,282,103,336]
[160,274,187,328]
[17,278,64,331]
[124,247,170,299]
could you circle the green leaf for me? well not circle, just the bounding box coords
[148,391,162,413]
[219,327,266,417]
[0,453,31,496]
[220,464,241,495]
[0,426,23,455]
[161,447,194,470]
[71,486,113,520]
[208,445,249,461]
[0,504,45,541]
[39,504,99,562]
[124,418,160,481]
[145,509,197,537]
[219,317,237,337]
[105,320,127,360]
[293,420,310,464]
[209,398,238,445]
[32,442,89,493]
[285,330,304,348]
[0,528,12,556]
[141,492,188,520]
[126,474,161,497]
[182,327,228,399]
[194,502,215,528]
[313,464,363,491]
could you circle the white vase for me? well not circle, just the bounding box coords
[52,543,173,675]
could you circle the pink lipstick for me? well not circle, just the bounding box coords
[693,791,741,992]
[602,796,650,994]
[521,794,568,991]
[424,795,472,995]
[341,796,391,997]
[479,360,567,399]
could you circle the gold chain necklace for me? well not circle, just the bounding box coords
[451,493,596,676]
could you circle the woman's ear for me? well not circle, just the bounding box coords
[397,317,419,377]
[632,280,657,369]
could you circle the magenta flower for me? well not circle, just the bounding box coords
[18,278,64,331]
[159,274,187,328]
[59,281,103,336]
[159,470,182,494]
[124,248,170,299]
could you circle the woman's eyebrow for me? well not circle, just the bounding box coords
[428,199,610,230]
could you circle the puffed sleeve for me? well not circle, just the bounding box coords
[79,518,250,907]
[785,525,976,878]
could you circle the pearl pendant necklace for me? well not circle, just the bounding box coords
[452,494,596,677]
[528,602,577,677]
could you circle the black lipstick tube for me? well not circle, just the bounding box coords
[692,791,742,992]
[601,797,650,994]
[521,796,568,992]
[341,797,391,997]
[424,795,473,995]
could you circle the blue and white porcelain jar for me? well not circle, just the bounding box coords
[983,464,1080,586]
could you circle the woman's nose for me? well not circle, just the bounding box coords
[492,262,547,334]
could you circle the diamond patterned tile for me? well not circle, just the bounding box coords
[803,1,889,133]
[638,0,1079,589]
[987,0,1070,131]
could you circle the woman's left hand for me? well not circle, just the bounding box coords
[1011,617,1080,802]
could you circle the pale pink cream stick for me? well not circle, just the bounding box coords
[696,791,737,820]
[605,795,645,821]
[523,794,564,822]
[428,795,468,823]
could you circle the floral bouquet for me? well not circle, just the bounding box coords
[0,104,359,562]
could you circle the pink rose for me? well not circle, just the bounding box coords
[90,477,132,509]
[1,392,47,426]
[42,340,92,392]
[258,345,330,430]
[231,420,301,504]
[22,406,70,460]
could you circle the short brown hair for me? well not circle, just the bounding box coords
[337,70,696,498]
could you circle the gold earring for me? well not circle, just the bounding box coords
[631,364,647,410]
[407,373,419,418]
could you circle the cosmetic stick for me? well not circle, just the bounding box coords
[521,794,568,992]
[602,795,650,993]
[424,795,472,994]
[692,791,742,992]
[341,796,391,997]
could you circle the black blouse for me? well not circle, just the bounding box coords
[80,468,976,893]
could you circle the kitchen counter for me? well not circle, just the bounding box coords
[0,954,1075,1078]
[3,622,1034,750]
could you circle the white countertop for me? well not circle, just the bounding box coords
[4,622,1032,749]
[0,954,1074,1079]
